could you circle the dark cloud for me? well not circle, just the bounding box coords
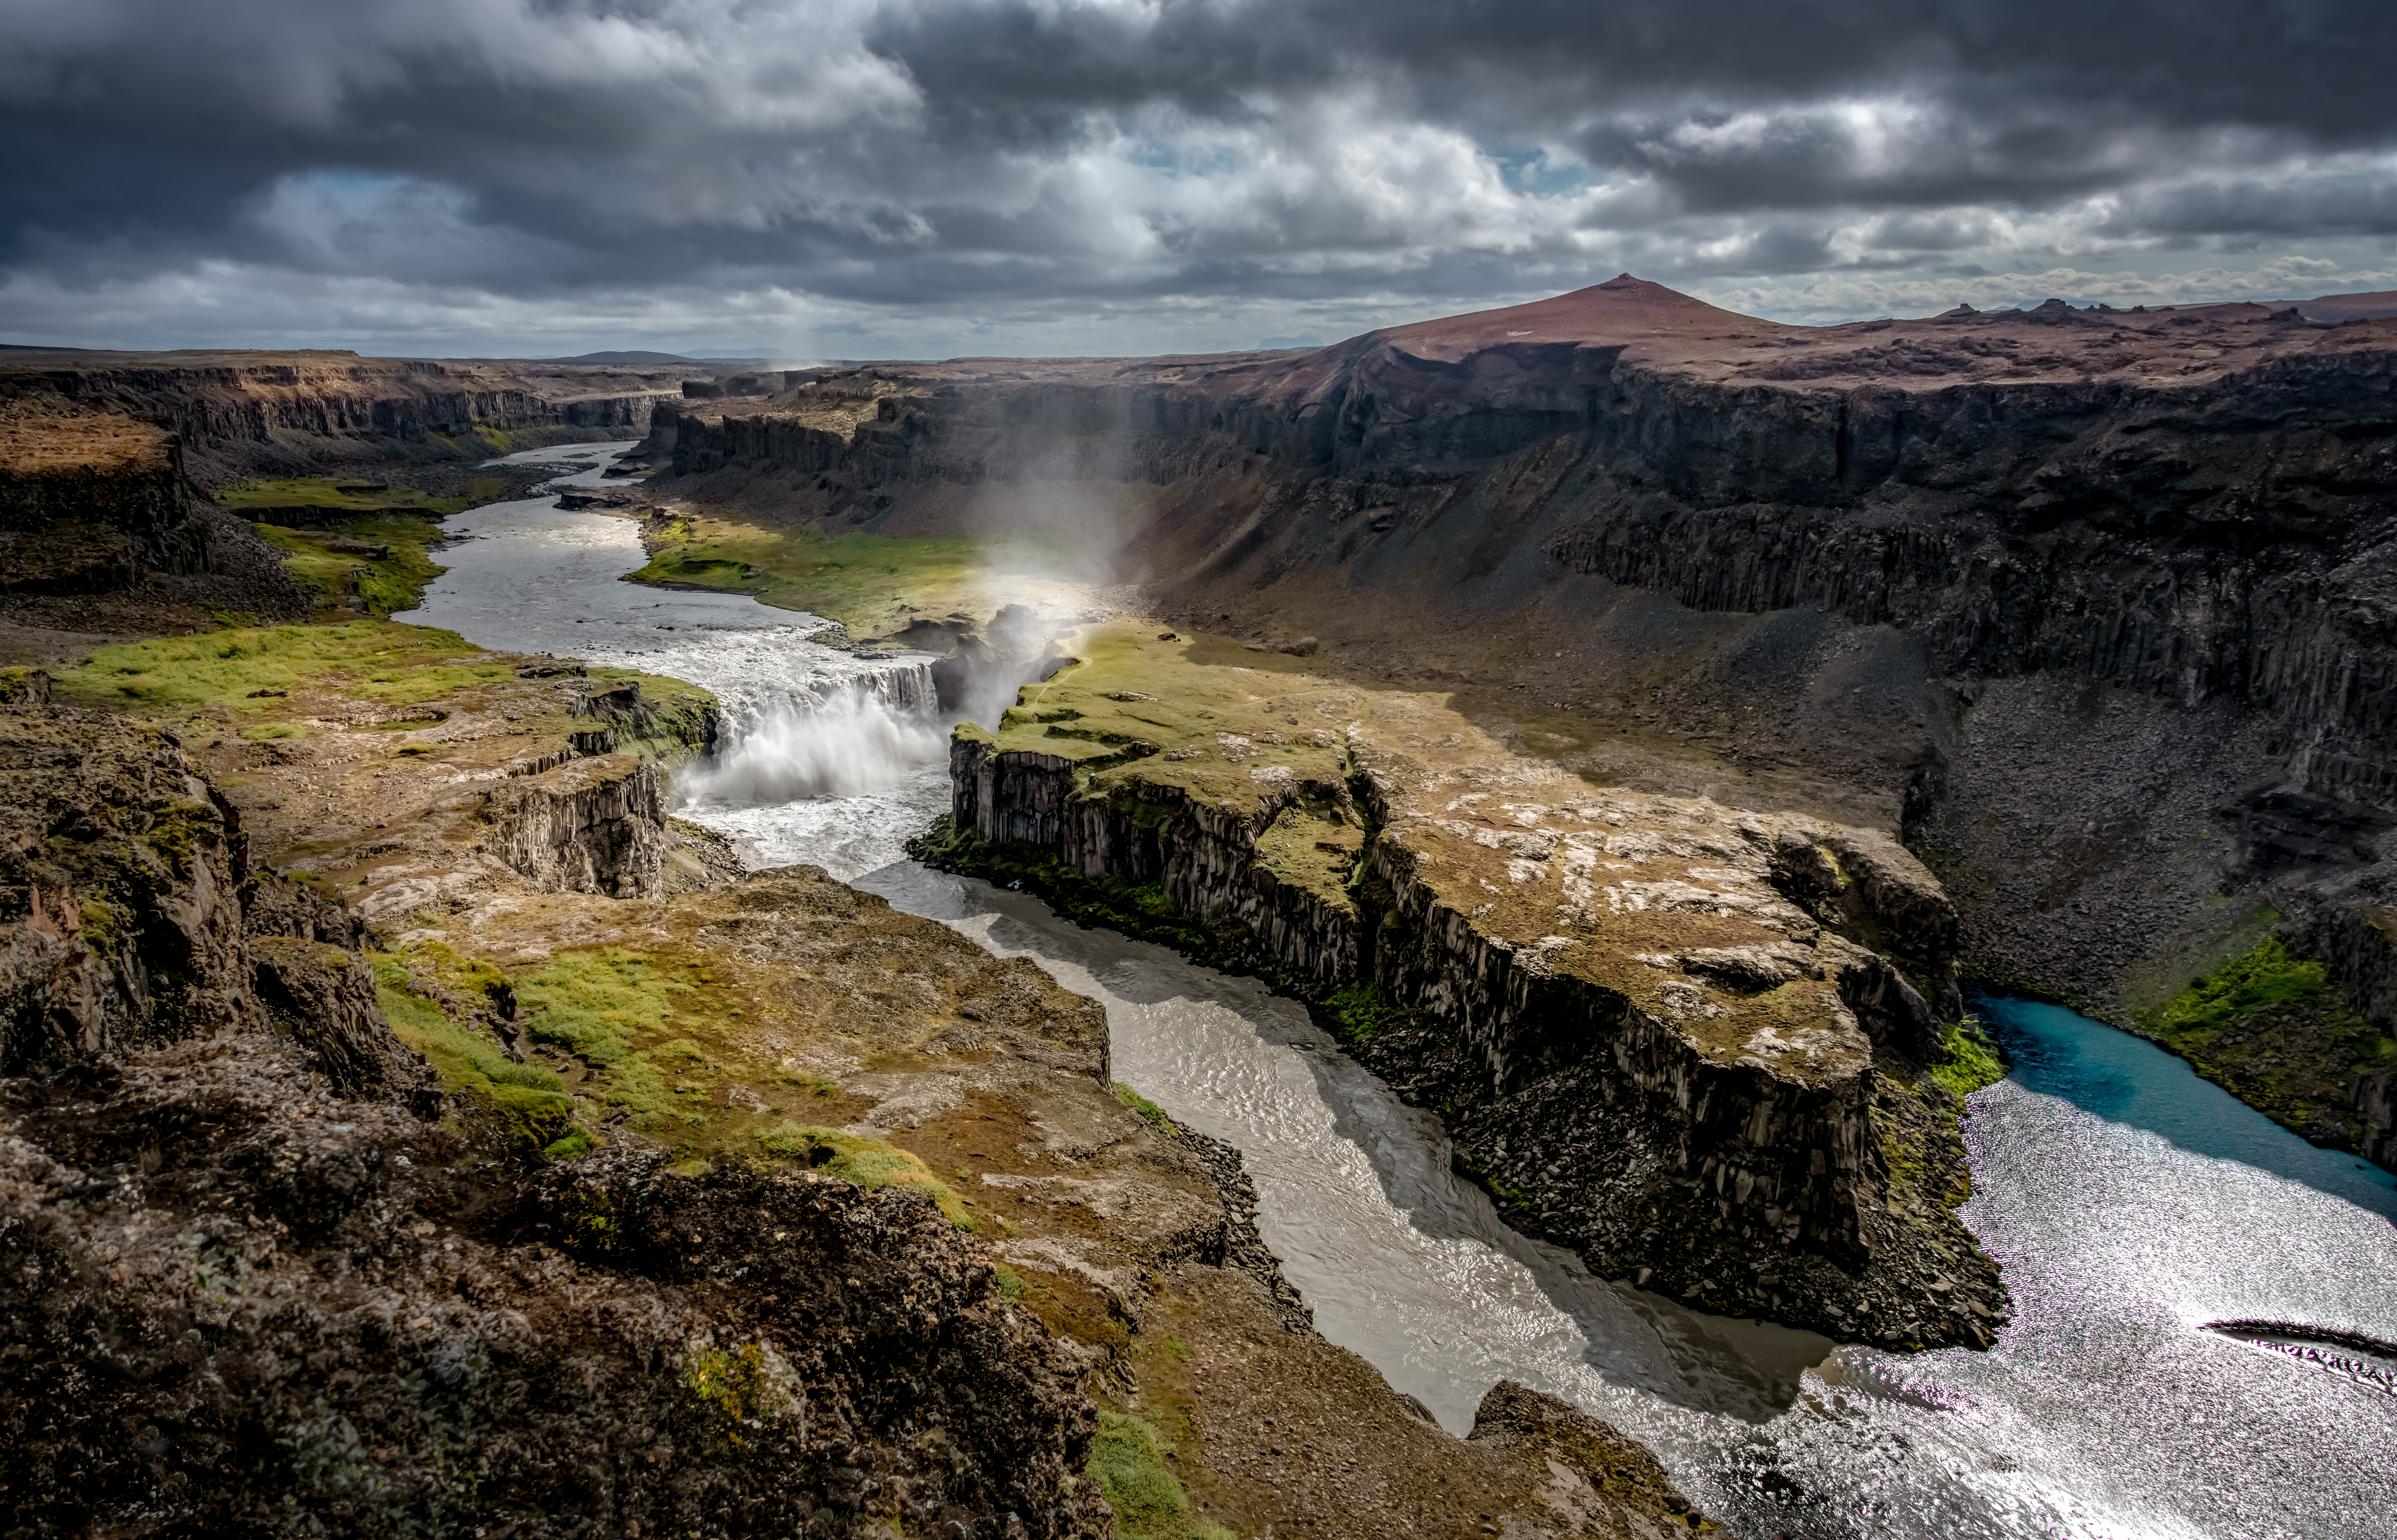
[1,0,2395,349]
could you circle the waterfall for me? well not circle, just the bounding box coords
[684,660,948,805]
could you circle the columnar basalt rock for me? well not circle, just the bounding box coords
[930,644,2003,1345]
[482,755,672,899]
[0,405,208,593]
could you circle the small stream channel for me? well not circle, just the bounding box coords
[399,444,2397,1540]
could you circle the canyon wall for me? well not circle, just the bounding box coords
[0,684,1117,1539]
[934,682,2007,1349]
[668,295,2397,802]
[0,350,691,484]
[661,281,2397,1156]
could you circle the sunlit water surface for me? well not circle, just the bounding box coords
[405,446,2397,1539]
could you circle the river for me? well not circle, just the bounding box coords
[398,443,2397,1540]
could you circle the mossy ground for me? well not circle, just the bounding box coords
[54,620,712,767]
[627,514,1091,635]
[753,1122,977,1228]
[1087,1410,1234,1540]
[57,620,522,723]
[213,474,503,519]
[1931,1015,2007,1098]
[253,515,449,618]
[2138,936,2397,1147]
[375,949,578,1155]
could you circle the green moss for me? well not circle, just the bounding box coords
[625,513,1092,634]
[253,513,449,617]
[555,1188,623,1258]
[375,952,580,1153]
[992,1264,1028,1303]
[752,1123,976,1230]
[55,620,510,722]
[214,475,471,517]
[1320,983,1386,1043]
[517,947,690,1063]
[1086,1410,1234,1540]
[1931,1015,2007,1098]
[490,1083,578,1147]
[1111,1082,1176,1136]
[2153,938,2327,1037]
[681,1341,785,1424]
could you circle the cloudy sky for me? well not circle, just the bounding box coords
[4,0,2395,358]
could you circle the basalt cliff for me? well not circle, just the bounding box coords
[655,277,2397,1172]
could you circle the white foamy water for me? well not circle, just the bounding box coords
[396,441,964,878]
[405,443,2397,1540]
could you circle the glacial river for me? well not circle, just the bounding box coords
[400,443,2397,1540]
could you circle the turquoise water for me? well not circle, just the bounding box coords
[1979,995,2397,1220]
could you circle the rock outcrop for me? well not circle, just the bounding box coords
[484,755,672,898]
[0,402,206,593]
[0,702,253,1068]
[925,638,2005,1347]
[0,350,693,485]
[0,1048,1110,1538]
[0,695,1116,1538]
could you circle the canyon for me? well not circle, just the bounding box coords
[3,275,2396,1536]
[646,276,2397,1172]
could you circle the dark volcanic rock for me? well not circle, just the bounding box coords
[0,703,254,1067]
[0,698,1113,1539]
[0,1040,1107,1539]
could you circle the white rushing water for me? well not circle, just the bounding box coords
[405,445,2397,1540]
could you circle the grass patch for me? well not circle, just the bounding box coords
[1086,1410,1234,1540]
[992,1263,1028,1303]
[1111,1082,1177,1136]
[374,953,578,1152]
[253,513,449,616]
[55,620,510,719]
[2152,938,2326,1039]
[517,947,689,1064]
[514,948,764,1137]
[2133,933,2397,1146]
[1320,982,1387,1043]
[626,513,1109,635]
[1931,1015,2007,1098]
[753,1123,976,1230]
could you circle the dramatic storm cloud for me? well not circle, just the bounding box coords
[3,0,2395,354]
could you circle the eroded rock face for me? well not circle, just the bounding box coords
[936,674,2004,1347]
[0,702,1117,1539]
[483,755,672,898]
[657,281,2397,1158]
[0,704,252,1068]
[0,406,205,594]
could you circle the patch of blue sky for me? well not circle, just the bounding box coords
[1483,145,1592,197]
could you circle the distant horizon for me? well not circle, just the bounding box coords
[8,276,2395,365]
